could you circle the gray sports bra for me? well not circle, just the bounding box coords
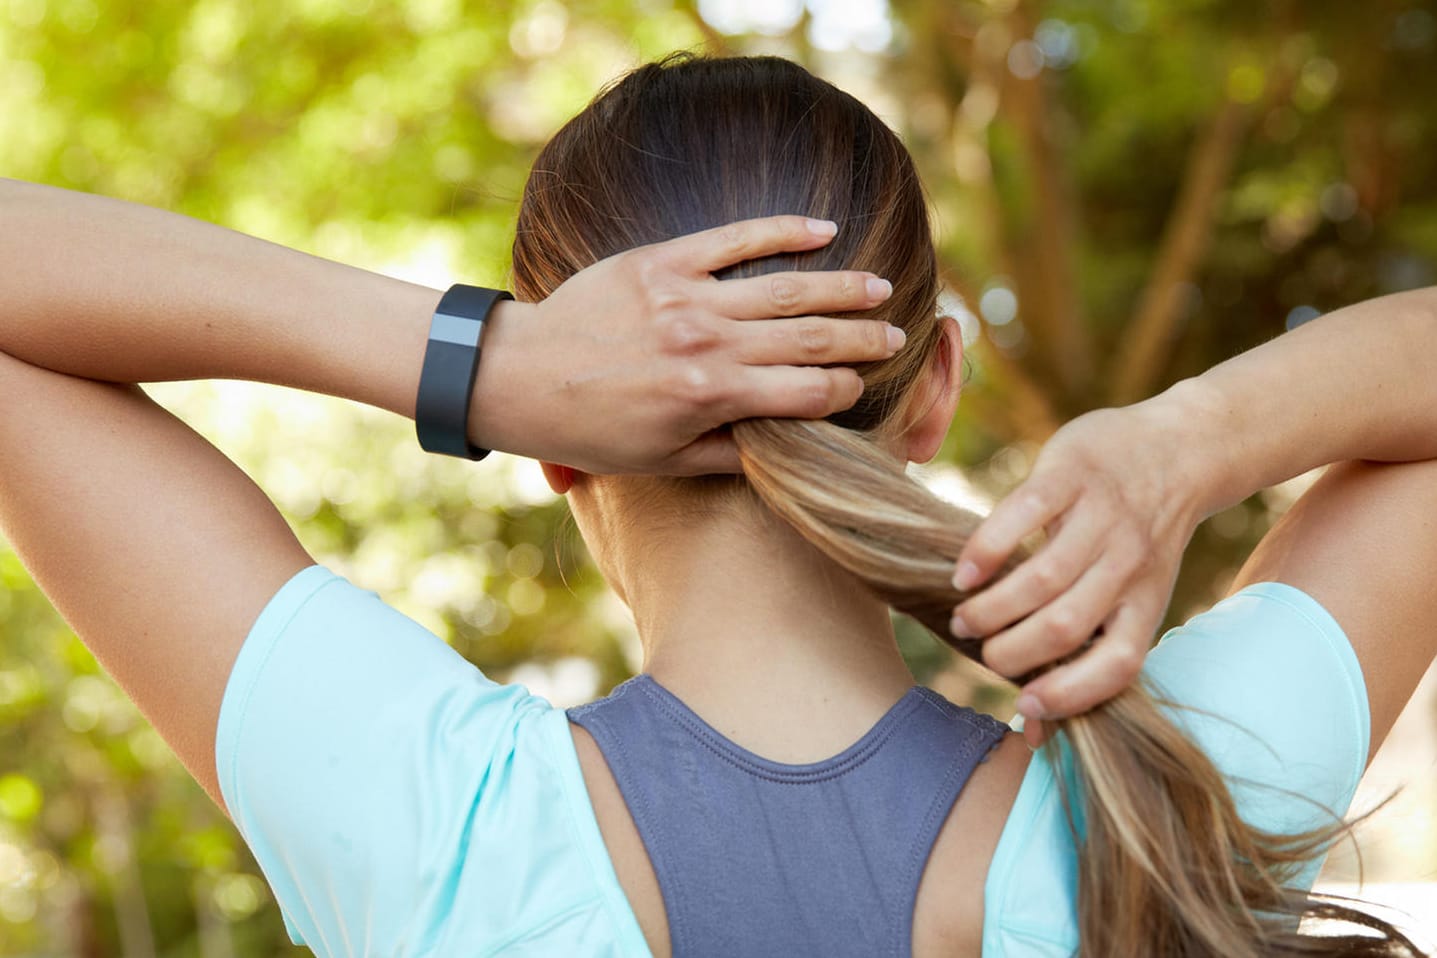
[568,675,1009,956]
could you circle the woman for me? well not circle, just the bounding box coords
[1,53,1433,956]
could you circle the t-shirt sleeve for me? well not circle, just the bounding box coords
[983,581,1373,956]
[1142,581,1372,887]
[214,565,641,955]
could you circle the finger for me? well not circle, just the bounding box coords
[720,365,865,423]
[951,502,1102,638]
[978,552,1130,678]
[656,215,841,275]
[735,317,901,367]
[707,270,891,319]
[1022,718,1048,749]
[662,430,744,476]
[953,476,1077,593]
[1018,601,1155,719]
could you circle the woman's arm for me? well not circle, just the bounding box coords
[946,288,1437,740]
[1225,455,1437,760]
[1165,289,1437,507]
[0,179,435,416]
[0,178,899,472]
[0,178,899,809]
[0,356,310,812]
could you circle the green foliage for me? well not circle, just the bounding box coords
[3,0,1436,949]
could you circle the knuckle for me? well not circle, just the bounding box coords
[650,283,690,313]
[1030,561,1065,592]
[796,376,837,417]
[1023,488,1057,525]
[1019,488,1051,517]
[841,369,865,405]
[1045,606,1084,646]
[717,223,748,260]
[867,321,890,353]
[796,320,832,357]
[657,314,716,356]
[673,364,722,407]
[769,276,803,313]
[845,272,870,302]
[633,254,665,289]
[1108,644,1144,681]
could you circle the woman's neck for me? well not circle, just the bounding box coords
[615,507,918,763]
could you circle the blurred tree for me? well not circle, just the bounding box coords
[1,0,1434,950]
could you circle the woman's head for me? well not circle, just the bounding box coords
[513,54,976,629]
[513,55,940,438]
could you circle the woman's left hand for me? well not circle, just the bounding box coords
[947,401,1207,745]
[472,215,901,475]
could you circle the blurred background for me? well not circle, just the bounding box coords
[2,0,1435,952]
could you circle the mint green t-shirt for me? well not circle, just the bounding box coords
[217,569,1368,956]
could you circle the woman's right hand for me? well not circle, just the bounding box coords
[474,215,901,477]
[947,397,1211,744]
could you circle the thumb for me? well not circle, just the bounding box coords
[666,431,744,476]
[1022,717,1048,750]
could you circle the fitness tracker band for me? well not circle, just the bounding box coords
[415,284,513,460]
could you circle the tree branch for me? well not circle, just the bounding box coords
[1107,98,1250,405]
[994,3,1093,400]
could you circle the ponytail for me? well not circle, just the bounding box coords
[735,414,1426,958]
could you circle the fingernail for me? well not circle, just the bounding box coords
[949,613,973,638]
[866,277,893,300]
[1015,693,1046,720]
[953,560,981,591]
[885,325,906,352]
[806,218,838,237]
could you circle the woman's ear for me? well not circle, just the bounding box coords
[904,316,964,464]
[540,461,578,495]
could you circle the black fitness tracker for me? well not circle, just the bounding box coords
[415,284,513,460]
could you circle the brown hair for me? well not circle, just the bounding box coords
[512,53,1424,957]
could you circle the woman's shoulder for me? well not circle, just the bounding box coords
[913,728,1033,957]
[1144,579,1370,835]
[977,580,1371,957]
[220,564,650,954]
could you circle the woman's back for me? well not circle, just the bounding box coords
[574,712,1030,958]
[215,563,1035,955]
[568,578,1372,957]
[211,549,1372,955]
[569,674,1019,957]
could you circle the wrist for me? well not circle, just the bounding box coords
[1139,377,1248,524]
[463,298,538,458]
